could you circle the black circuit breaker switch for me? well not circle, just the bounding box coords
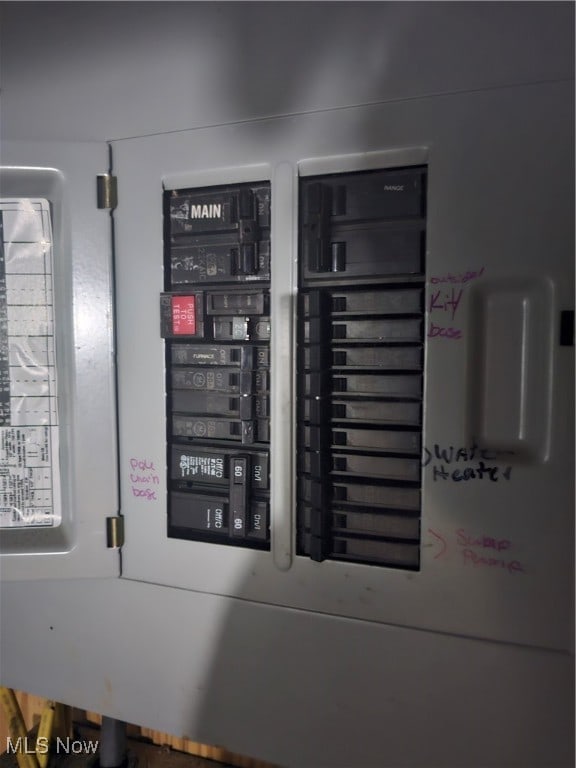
[237,188,260,276]
[331,288,422,315]
[560,310,575,346]
[308,479,326,510]
[331,427,420,454]
[330,346,423,371]
[253,370,268,393]
[212,316,271,342]
[307,449,330,479]
[213,317,250,341]
[236,245,257,276]
[331,185,347,216]
[331,399,421,427]
[238,188,255,219]
[310,506,329,540]
[230,457,249,538]
[171,344,255,369]
[330,242,346,272]
[332,483,420,510]
[170,241,270,285]
[330,318,422,343]
[305,292,332,359]
[172,390,260,419]
[309,535,328,563]
[305,345,330,371]
[303,183,333,273]
[170,492,229,535]
[306,289,330,318]
[256,420,270,442]
[331,168,425,221]
[172,415,255,444]
[247,501,269,541]
[171,445,269,490]
[207,291,267,315]
[171,367,252,395]
[305,397,323,425]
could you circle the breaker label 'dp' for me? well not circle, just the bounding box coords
[172,296,196,335]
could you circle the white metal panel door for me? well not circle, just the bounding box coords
[0,141,120,580]
[114,81,574,651]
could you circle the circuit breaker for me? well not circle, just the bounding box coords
[161,182,271,549]
[296,167,426,568]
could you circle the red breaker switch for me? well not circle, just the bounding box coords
[160,292,205,338]
[172,295,197,335]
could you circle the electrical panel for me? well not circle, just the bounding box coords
[159,168,428,565]
[161,182,271,549]
[3,82,573,660]
[1,6,574,766]
[296,168,426,568]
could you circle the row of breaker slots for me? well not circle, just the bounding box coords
[296,286,423,569]
[162,181,272,550]
[297,167,426,569]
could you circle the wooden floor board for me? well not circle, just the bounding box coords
[1,692,279,768]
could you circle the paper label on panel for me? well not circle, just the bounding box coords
[0,199,62,528]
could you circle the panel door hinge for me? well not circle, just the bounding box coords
[106,516,124,548]
[97,174,118,209]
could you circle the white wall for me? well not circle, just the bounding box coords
[0,1,573,142]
